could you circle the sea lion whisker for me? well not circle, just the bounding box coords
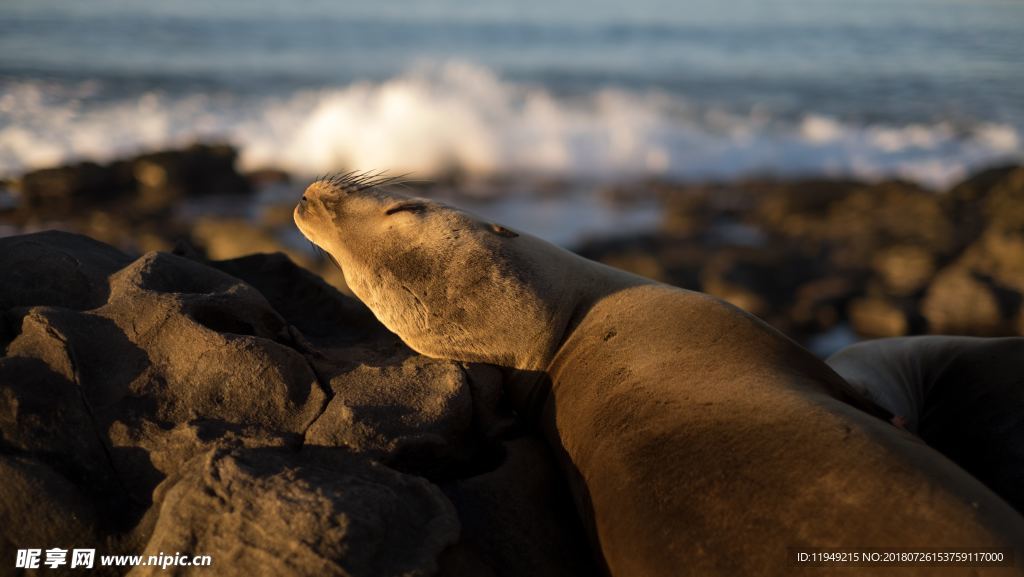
[317,169,381,194]
[348,169,382,186]
[332,170,363,188]
[357,172,411,192]
[378,172,419,189]
[312,169,419,198]
[355,170,396,190]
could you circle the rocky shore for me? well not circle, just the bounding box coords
[580,166,1024,350]
[3,146,1021,355]
[1,147,1022,574]
[0,145,347,293]
[0,231,594,577]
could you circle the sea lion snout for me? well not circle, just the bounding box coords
[299,180,333,206]
[294,182,337,248]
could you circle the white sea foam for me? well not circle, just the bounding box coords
[1,62,1021,189]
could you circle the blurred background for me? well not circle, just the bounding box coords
[1,0,1023,354]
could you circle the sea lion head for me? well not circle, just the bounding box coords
[294,172,575,370]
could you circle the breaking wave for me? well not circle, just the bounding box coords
[1,62,1021,189]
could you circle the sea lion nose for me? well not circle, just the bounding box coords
[299,185,319,208]
[296,185,316,215]
[302,180,332,204]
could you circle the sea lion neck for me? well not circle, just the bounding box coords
[515,250,650,372]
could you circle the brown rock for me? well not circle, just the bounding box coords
[0,355,122,503]
[0,230,606,576]
[575,235,707,290]
[948,164,1023,206]
[0,456,107,575]
[750,178,860,239]
[190,216,349,294]
[824,182,954,265]
[15,161,127,218]
[958,227,1024,294]
[870,245,936,297]
[190,217,292,261]
[790,276,860,333]
[946,164,1024,243]
[602,252,668,283]
[459,363,515,440]
[0,231,131,310]
[98,251,328,432]
[921,266,1007,335]
[660,189,714,236]
[699,246,826,327]
[979,166,1024,232]
[848,297,912,338]
[132,144,250,213]
[304,352,474,466]
[107,419,301,510]
[207,251,385,346]
[133,448,459,577]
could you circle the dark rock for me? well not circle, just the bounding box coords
[921,266,1010,336]
[439,437,596,577]
[958,227,1024,295]
[659,188,715,236]
[749,178,861,239]
[748,180,953,267]
[946,164,1024,243]
[460,363,516,440]
[575,234,704,289]
[699,245,827,330]
[848,297,920,338]
[979,166,1024,233]
[917,176,1024,336]
[135,447,459,577]
[14,161,128,218]
[190,217,290,260]
[96,251,328,433]
[0,230,131,310]
[1,231,582,574]
[305,351,474,469]
[915,203,1024,338]
[596,250,668,283]
[790,275,861,333]
[0,456,107,575]
[208,251,385,346]
[132,144,250,213]
[107,419,300,504]
[869,245,936,297]
[0,179,17,213]
[948,164,1023,207]
[189,216,350,294]
[245,168,292,187]
[0,355,122,504]
[822,182,954,266]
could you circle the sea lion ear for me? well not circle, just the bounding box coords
[488,223,519,238]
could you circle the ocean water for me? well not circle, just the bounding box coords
[1,0,1022,188]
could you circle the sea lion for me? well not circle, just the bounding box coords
[828,336,1024,514]
[294,173,1024,577]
